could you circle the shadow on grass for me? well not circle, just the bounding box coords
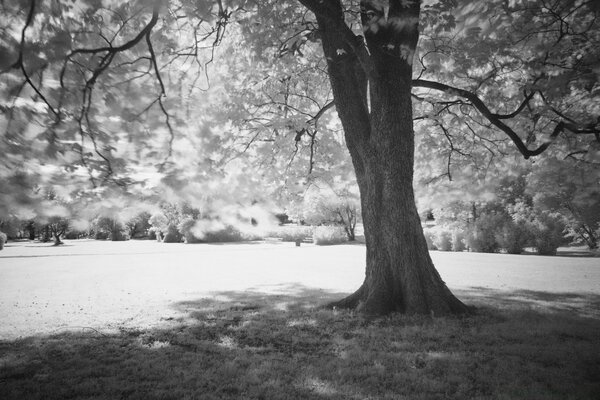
[456,286,600,318]
[1,285,600,400]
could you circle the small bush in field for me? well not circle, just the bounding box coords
[178,218,202,243]
[532,212,566,255]
[451,230,466,252]
[434,230,452,251]
[312,226,347,245]
[162,225,182,243]
[496,220,530,254]
[466,214,505,253]
[202,225,244,243]
[94,230,109,240]
[0,231,6,250]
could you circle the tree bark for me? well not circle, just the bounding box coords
[304,0,468,315]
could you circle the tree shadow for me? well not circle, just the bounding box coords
[1,284,599,400]
[455,286,600,318]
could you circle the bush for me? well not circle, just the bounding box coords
[0,231,6,250]
[162,224,182,243]
[496,220,530,254]
[531,212,565,255]
[178,218,246,243]
[312,226,347,246]
[451,230,466,252]
[466,214,505,253]
[434,229,452,251]
[267,225,313,242]
[94,230,109,240]
[178,217,202,243]
[202,225,244,243]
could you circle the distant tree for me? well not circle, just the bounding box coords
[46,216,69,245]
[148,204,183,243]
[294,187,361,241]
[93,217,127,241]
[125,212,152,239]
[527,159,600,249]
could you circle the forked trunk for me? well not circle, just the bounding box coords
[308,0,468,315]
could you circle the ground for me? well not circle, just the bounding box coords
[1,240,599,399]
[1,240,598,339]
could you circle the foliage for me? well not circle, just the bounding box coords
[267,225,313,242]
[465,213,505,253]
[93,217,127,241]
[0,230,6,250]
[125,212,152,239]
[530,211,567,256]
[312,225,347,246]
[451,230,466,252]
[526,159,600,249]
[289,186,360,241]
[434,229,453,252]
[148,205,183,243]
[495,219,530,255]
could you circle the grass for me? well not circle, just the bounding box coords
[1,288,599,399]
[1,240,599,398]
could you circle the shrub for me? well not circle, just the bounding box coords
[202,225,244,243]
[162,224,182,243]
[178,217,202,243]
[312,225,347,246]
[178,217,247,243]
[94,230,109,240]
[434,229,452,251]
[496,220,530,254]
[267,225,313,242]
[0,231,6,250]
[451,230,466,252]
[93,217,127,241]
[466,214,505,253]
[531,212,565,256]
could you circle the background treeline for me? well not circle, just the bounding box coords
[1,164,598,255]
[0,188,360,247]
[422,172,599,256]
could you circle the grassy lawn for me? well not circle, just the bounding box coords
[1,240,599,399]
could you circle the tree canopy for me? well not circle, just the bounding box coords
[1,1,598,211]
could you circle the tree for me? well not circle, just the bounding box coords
[1,0,599,315]
[527,158,600,249]
[36,188,70,245]
[125,212,152,239]
[292,186,360,241]
[93,217,127,241]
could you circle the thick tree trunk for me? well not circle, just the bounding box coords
[306,0,468,315]
[336,150,468,315]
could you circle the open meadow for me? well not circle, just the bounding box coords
[1,240,599,399]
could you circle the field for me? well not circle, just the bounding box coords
[1,240,599,399]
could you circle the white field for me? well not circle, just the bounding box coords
[0,239,599,339]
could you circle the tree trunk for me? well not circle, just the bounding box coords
[307,0,468,315]
[53,233,63,246]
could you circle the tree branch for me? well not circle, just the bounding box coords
[413,79,564,159]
